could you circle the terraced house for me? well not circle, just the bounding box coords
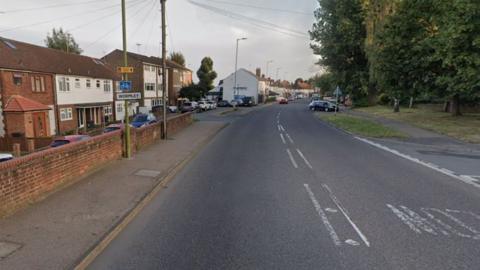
[0,37,118,151]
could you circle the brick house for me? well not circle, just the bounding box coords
[102,50,192,120]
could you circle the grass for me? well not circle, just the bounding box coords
[355,105,480,143]
[318,114,407,138]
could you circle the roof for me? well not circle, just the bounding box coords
[4,95,52,112]
[103,49,192,72]
[0,37,120,80]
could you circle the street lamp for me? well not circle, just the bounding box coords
[276,67,281,80]
[265,60,273,79]
[234,37,247,97]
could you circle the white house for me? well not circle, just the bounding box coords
[220,68,260,104]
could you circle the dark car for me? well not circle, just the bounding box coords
[50,135,91,148]
[131,113,157,128]
[241,96,255,107]
[180,102,195,113]
[279,98,288,104]
[309,100,337,112]
[217,100,232,107]
[0,153,13,162]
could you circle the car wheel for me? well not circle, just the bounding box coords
[324,107,328,112]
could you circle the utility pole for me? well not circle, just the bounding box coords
[234,37,247,97]
[121,0,131,158]
[276,67,281,80]
[265,60,273,79]
[161,0,167,140]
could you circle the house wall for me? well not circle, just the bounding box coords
[0,70,56,136]
[221,69,259,104]
[55,75,113,105]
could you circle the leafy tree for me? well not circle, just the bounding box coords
[430,0,480,116]
[45,28,82,54]
[310,0,369,104]
[314,72,337,96]
[179,84,202,100]
[169,51,186,66]
[196,57,217,96]
[373,0,438,112]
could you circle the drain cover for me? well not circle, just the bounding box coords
[0,241,22,259]
[135,169,161,178]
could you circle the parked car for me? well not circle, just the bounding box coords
[131,113,157,128]
[217,100,232,107]
[190,101,199,110]
[103,123,134,133]
[168,106,178,113]
[241,96,254,107]
[207,101,217,109]
[0,153,13,162]
[180,102,195,113]
[309,100,337,112]
[231,99,244,107]
[50,135,91,148]
[198,101,209,111]
[279,98,288,104]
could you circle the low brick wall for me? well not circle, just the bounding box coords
[0,112,193,217]
[0,132,123,217]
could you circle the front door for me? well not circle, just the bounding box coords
[33,112,47,137]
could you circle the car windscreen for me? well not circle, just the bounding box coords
[104,127,119,133]
[51,140,70,147]
[133,115,148,122]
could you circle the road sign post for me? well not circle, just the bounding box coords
[119,80,132,91]
[117,92,141,100]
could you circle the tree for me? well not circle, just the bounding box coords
[179,84,202,100]
[373,0,438,112]
[196,57,217,96]
[169,52,186,66]
[314,72,336,96]
[45,28,82,54]
[310,0,369,104]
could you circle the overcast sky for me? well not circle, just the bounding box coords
[0,0,320,83]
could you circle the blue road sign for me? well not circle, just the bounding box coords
[119,80,132,91]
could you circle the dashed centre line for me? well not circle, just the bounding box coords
[296,149,313,169]
[286,148,298,169]
[280,134,286,144]
[285,133,294,144]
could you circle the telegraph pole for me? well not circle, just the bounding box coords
[121,0,131,158]
[161,0,167,140]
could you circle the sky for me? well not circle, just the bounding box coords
[0,0,321,83]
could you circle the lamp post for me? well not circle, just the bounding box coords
[265,60,273,79]
[276,67,281,80]
[234,37,247,97]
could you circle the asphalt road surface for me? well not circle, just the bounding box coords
[89,101,480,270]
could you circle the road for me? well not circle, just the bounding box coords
[89,101,480,270]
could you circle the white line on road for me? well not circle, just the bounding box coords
[322,184,370,247]
[280,125,286,132]
[355,137,480,190]
[277,125,281,132]
[280,134,286,144]
[296,148,313,169]
[304,184,341,246]
[286,149,298,169]
[285,133,294,144]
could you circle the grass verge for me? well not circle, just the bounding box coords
[318,113,407,138]
[355,105,480,143]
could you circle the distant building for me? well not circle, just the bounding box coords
[218,68,262,104]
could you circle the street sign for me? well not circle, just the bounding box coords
[117,92,141,100]
[333,86,343,96]
[117,66,134,73]
[119,80,132,91]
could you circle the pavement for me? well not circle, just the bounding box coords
[0,120,227,270]
[88,100,480,269]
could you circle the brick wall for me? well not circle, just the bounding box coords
[0,112,192,217]
[0,132,123,217]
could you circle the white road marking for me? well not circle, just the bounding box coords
[424,208,480,240]
[277,125,281,132]
[296,148,313,169]
[420,208,470,238]
[322,184,370,247]
[286,149,298,169]
[387,204,422,234]
[280,125,286,132]
[285,133,294,144]
[325,208,338,213]
[398,206,437,235]
[280,134,286,144]
[355,137,480,190]
[446,209,480,221]
[304,184,341,246]
[345,239,360,246]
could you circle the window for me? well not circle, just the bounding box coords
[152,99,162,107]
[116,103,123,113]
[96,80,101,88]
[86,79,91,88]
[145,83,155,91]
[104,105,113,116]
[13,73,22,86]
[103,80,111,92]
[31,76,45,92]
[75,78,81,88]
[58,77,70,92]
[60,108,73,121]
[144,65,151,71]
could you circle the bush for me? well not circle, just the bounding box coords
[378,93,391,105]
[353,97,370,107]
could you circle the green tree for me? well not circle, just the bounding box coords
[179,84,202,100]
[45,28,82,54]
[314,72,336,96]
[310,0,369,104]
[169,51,186,66]
[196,57,217,96]
[431,0,480,116]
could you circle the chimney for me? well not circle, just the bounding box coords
[256,68,261,77]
